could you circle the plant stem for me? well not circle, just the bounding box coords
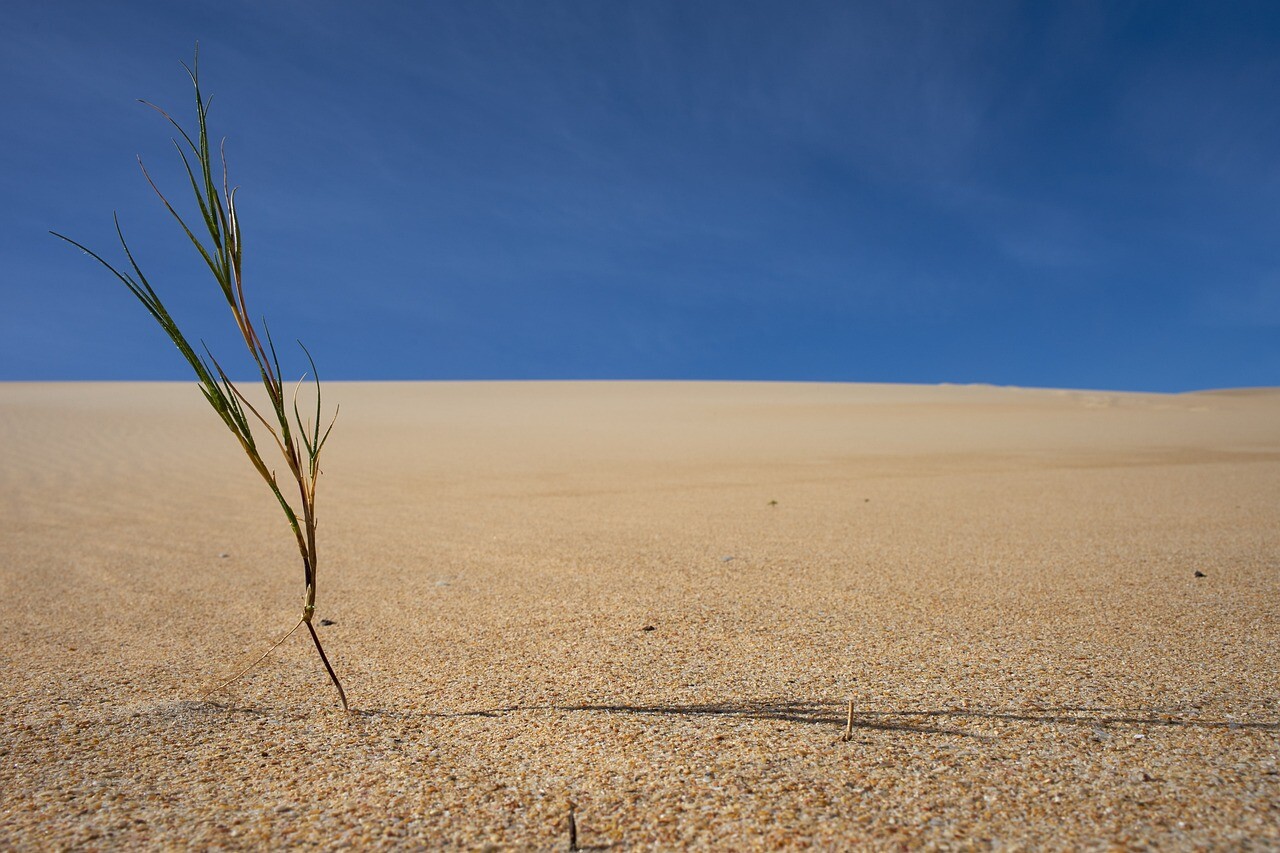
[54,47,348,711]
[204,618,304,702]
[305,620,348,711]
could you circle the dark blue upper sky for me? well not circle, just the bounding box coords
[6,1,1279,390]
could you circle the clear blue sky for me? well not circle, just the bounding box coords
[6,1,1279,390]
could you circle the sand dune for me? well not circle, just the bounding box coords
[2,381,1278,848]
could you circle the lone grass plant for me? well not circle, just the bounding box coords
[51,50,348,710]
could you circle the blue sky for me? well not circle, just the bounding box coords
[5,1,1279,390]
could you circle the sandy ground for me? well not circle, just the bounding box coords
[2,380,1278,849]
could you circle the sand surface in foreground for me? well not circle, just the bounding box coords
[2,381,1278,849]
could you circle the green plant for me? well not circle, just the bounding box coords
[51,49,348,710]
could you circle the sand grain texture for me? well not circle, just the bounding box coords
[2,381,1278,849]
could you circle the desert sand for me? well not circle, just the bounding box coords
[2,380,1278,849]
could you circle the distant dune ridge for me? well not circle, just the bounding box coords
[3,381,1278,848]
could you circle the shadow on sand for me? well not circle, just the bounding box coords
[419,699,1279,739]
